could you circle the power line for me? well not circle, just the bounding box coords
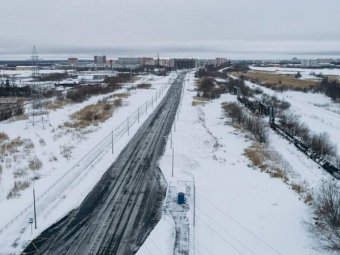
[197,193,284,255]
[196,206,257,255]
[197,215,245,255]
[149,237,166,255]
[194,236,214,254]
[144,243,156,255]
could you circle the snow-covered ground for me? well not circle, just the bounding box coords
[250,66,340,81]
[0,72,177,254]
[1,68,338,254]
[137,71,334,255]
[241,77,340,161]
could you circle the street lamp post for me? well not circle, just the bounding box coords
[172,146,174,178]
[33,180,37,230]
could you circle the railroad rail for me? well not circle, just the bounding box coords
[235,88,340,180]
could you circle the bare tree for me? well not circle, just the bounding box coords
[252,117,268,143]
[309,133,337,158]
[223,102,268,143]
[198,77,215,96]
[311,180,340,250]
[223,102,244,124]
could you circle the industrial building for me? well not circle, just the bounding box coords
[169,58,196,69]
[68,57,78,66]
[116,57,141,69]
[94,55,107,67]
[215,58,228,66]
[300,59,318,67]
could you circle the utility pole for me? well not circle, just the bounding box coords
[33,180,37,229]
[127,117,130,136]
[111,130,114,154]
[172,146,174,178]
[170,129,173,149]
[29,218,33,234]
[130,67,132,81]
[26,46,51,129]
[174,117,176,132]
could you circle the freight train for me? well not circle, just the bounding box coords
[235,87,340,180]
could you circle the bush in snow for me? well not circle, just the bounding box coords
[197,77,223,99]
[309,133,337,158]
[223,102,268,143]
[7,181,31,199]
[29,157,43,171]
[278,112,337,159]
[311,180,340,250]
[60,144,74,159]
[0,132,9,142]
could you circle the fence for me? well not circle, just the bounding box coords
[0,82,170,235]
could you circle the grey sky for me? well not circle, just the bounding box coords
[1,0,340,59]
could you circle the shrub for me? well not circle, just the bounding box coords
[197,77,223,99]
[311,180,340,250]
[60,144,73,159]
[7,181,30,199]
[29,157,43,171]
[0,132,9,142]
[309,133,337,158]
[279,112,337,158]
[66,83,122,103]
[113,98,123,108]
[137,83,152,89]
[223,102,268,143]
[295,72,302,78]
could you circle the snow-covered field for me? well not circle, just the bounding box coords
[137,71,334,255]
[250,66,340,81]
[241,77,340,162]
[1,68,339,254]
[0,72,177,254]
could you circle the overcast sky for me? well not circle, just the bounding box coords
[1,0,340,59]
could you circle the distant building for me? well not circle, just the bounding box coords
[140,57,155,67]
[16,66,34,71]
[215,58,228,66]
[68,57,78,66]
[291,57,300,64]
[301,59,318,67]
[117,57,141,69]
[94,55,107,65]
[317,58,332,67]
[195,59,214,68]
[108,59,113,69]
[159,59,170,67]
[169,58,196,69]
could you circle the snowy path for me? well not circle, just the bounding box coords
[137,71,331,255]
[166,185,190,255]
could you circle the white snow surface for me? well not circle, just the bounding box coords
[241,77,340,161]
[0,72,178,254]
[0,68,338,254]
[137,71,335,255]
[249,66,340,81]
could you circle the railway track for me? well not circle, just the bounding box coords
[235,93,340,180]
[22,72,186,255]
